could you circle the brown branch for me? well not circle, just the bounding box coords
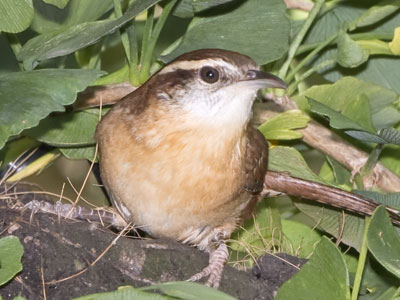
[263,170,400,225]
[255,95,400,193]
[74,83,136,110]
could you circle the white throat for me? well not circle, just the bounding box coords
[180,82,258,129]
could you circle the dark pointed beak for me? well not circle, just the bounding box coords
[245,70,287,89]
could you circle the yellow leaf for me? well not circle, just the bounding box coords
[389,27,400,55]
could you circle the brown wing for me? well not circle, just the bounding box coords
[243,126,269,194]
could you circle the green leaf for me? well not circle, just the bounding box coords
[258,110,309,140]
[342,93,376,133]
[140,281,238,300]
[325,156,352,187]
[354,190,400,209]
[379,128,400,145]
[359,257,400,300]
[0,69,104,150]
[0,0,33,33]
[356,39,394,56]
[368,206,400,279]
[173,0,194,18]
[300,1,400,93]
[31,0,113,34]
[269,148,367,251]
[18,0,162,69]
[268,146,329,185]
[308,98,373,132]
[319,157,352,191]
[336,31,369,68]
[389,27,400,54]
[60,146,97,161]
[173,0,235,18]
[380,123,400,177]
[295,77,400,130]
[376,287,400,299]
[0,236,24,285]
[281,220,321,258]
[295,201,365,251]
[162,0,290,65]
[344,130,388,144]
[302,1,400,46]
[42,0,70,9]
[73,285,173,300]
[0,137,38,168]
[319,161,336,184]
[26,111,98,147]
[322,54,400,95]
[230,201,282,259]
[349,0,400,30]
[345,128,400,145]
[193,0,235,12]
[275,237,350,300]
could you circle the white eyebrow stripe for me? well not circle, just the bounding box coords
[158,59,238,75]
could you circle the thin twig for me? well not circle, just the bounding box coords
[278,0,326,79]
[41,255,47,300]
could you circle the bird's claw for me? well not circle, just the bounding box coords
[187,242,228,288]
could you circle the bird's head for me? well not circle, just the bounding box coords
[147,49,287,126]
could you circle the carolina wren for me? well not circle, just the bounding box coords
[95,49,286,287]
[95,49,400,288]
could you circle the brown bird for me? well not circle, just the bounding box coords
[95,49,286,287]
[95,48,400,288]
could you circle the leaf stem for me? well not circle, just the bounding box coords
[127,24,140,86]
[139,0,177,83]
[278,0,326,80]
[360,143,384,179]
[113,0,130,60]
[287,59,336,95]
[296,32,393,56]
[351,216,370,300]
[139,6,155,81]
[5,33,24,71]
[286,33,337,84]
[87,42,104,69]
[113,0,140,86]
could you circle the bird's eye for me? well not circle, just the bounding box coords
[200,66,219,84]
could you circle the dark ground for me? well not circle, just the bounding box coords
[0,185,306,300]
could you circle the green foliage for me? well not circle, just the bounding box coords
[230,200,282,262]
[275,237,351,300]
[0,0,33,33]
[258,110,309,140]
[31,0,113,34]
[368,206,400,279]
[0,69,104,149]
[73,282,238,300]
[268,146,329,185]
[0,236,24,286]
[27,111,98,147]
[140,282,238,300]
[18,0,162,70]
[42,0,70,9]
[162,0,290,65]
[73,285,174,300]
[281,219,322,258]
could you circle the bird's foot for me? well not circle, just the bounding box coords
[188,242,228,288]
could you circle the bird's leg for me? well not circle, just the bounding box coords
[188,232,229,288]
